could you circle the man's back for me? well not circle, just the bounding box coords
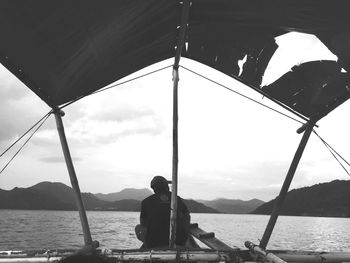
[140,192,189,248]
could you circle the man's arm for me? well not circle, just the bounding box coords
[140,200,147,226]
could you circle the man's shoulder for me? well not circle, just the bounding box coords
[142,194,157,203]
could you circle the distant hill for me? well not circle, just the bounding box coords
[0,187,72,210]
[199,198,264,214]
[95,188,152,202]
[0,182,219,213]
[96,198,219,213]
[29,181,109,210]
[183,199,219,213]
[0,182,110,210]
[252,180,350,217]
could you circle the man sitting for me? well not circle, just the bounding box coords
[135,176,190,248]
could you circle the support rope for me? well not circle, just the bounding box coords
[60,65,173,110]
[313,130,350,176]
[0,111,51,158]
[1,63,349,181]
[180,65,304,125]
[0,112,51,174]
[180,65,350,177]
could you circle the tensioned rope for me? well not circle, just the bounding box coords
[0,113,51,173]
[180,65,304,125]
[179,65,350,176]
[1,64,350,176]
[0,65,173,174]
[60,65,173,110]
[313,130,350,176]
[0,112,51,174]
[0,111,51,159]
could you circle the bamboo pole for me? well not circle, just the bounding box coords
[0,251,233,263]
[169,0,190,248]
[259,119,316,249]
[245,241,286,263]
[170,66,179,248]
[3,250,350,263]
[54,110,93,246]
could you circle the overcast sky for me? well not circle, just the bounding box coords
[0,32,349,201]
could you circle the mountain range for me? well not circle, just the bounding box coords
[252,179,350,217]
[1,179,350,217]
[0,182,220,213]
[0,180,350,217]
[198,198,265,214]
[96,188,152,202]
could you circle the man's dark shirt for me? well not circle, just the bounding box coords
[140,192,190,248]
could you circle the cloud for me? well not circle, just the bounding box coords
[0,67,51,143]
[89,104,154,123]
[63,104,166,145]
[30,135,59,147]
[39,156,82,163]
[177,160,316,201]
[0,121,17,143]
[94,126,163,144]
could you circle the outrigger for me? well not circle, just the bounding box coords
[1,0,350,262]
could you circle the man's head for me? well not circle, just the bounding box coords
[151,175,170,194]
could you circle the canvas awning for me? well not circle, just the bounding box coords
[1,0,350,120]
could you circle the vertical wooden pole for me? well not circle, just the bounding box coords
[170,67,179,248]
[169,0,190,248]
[54,109,93,246]
[259,119,316,249]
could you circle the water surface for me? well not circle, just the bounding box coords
[1,210,349,251]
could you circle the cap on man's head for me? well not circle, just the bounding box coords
[150,176,171,189]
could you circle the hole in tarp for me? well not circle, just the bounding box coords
[214,55,218,63]
[238,55,247,77]
[262,32,338,86]
[341,68,347,73]
[185,42,188,52]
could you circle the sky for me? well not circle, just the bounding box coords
[0,32,349,202]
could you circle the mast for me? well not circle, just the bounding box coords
[54,109,93,246]
[259,118,316,249]
[169,0,190,248]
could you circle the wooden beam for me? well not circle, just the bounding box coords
[189,223,239,251]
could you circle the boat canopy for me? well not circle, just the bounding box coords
[1,0,350,120]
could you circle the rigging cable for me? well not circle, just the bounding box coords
[60,65,173,110]
[8,64,346,179]
[0,111,51,158]
[0,112,51,174]
[180,65,304,125]
[179,65,350,176]
[313,130,350,176]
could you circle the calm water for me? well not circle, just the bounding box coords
[1,210,350,251]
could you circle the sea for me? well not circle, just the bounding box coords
[1,210,350,252]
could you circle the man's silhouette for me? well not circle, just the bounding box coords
[136,176,190,248]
